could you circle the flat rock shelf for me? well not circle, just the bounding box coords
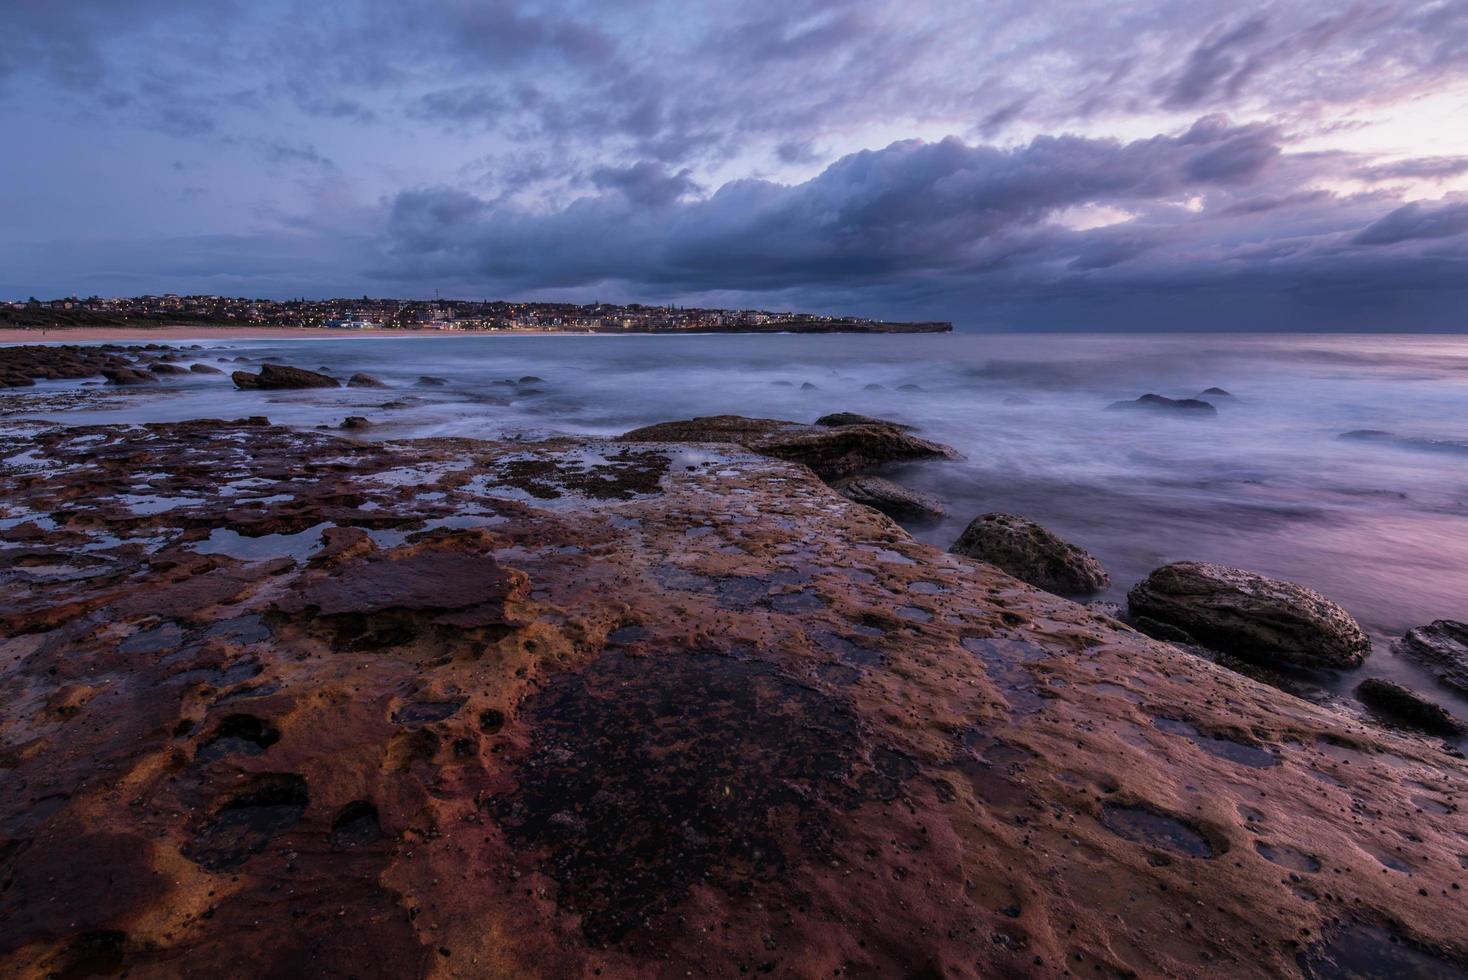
[1,419,1466,978]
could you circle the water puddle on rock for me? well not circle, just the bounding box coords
[1152,717,1278,769]
[1298,921,1468,978]
[1254,840,1321,873]
[1101,803,1220,858]
[193,523,331,561]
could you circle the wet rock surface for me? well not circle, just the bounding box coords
[950,512,1109,596]
[620,413,957,480]
[0,418,1464,978]
[1400,620,1468,694]
[232,363,340,389]
[1356,678,1466,736]
[833,475,945,522]
[1128,561,1372,668]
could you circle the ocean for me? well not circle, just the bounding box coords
[10,330,1468,711]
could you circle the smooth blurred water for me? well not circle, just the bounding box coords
[12,331,1468,711]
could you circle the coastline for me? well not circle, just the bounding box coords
[0,326,569,343]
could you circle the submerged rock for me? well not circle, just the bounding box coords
[101,366,160,386]
[1128,561,1371,668]
[1340,430,1468,456]
[1200,386,1233,398]
[1399,620,1468,694]
[1355,678,1466,736]
[347,373,387,388]
[189,363,223,375]
[1107,393,1217,414]
[816,412,912,430]
[232,364,340,390]
[834,476,944,522]
[949,513,1109,596]
[620,414,956,481]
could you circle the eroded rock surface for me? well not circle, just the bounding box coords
[950,512,1109,596]
[833,475,944,522]
[1128,561,1372,668]
[0,420,1464,979]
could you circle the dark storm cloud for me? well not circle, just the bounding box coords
[373,117,1468,328]
[1352,202,1468,245]
[590,162,700,208]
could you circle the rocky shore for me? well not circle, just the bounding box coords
[2,347,1467,978]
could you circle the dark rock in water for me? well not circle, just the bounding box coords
[620,415,957,481]
[1133,616,1198,645]
[897,383,923,392]
[347,373,387,388]
[147,362,189,375]
[416,375,449,387]
[1339,430,1468,456]
[816,412,912,430]
[949,513,1109,596]
[800,382,819,390]
[189,363,223,374]
[1355,678,1466,736]
[340,416,371,431]
[1200,387,1232,398]
[1127,561,1370,669]
[102,367,159,386]
[233,364,340,390]
[1107,393,1217,415]
[834,476,944,523]
[518,375,544,384]
[1399,621,1468,694]
[863,382,885,390]
[771,380,794,387]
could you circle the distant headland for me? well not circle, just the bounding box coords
[1,295,951,335]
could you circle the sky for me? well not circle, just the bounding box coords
[2,0,1468,330]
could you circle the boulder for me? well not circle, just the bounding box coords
[834,477,944,523]
[816,412,912,430]
[800,382,819,390]
[102,367,159,386]
[1200,387,1232,398]
[233,364,340,390]
[1398,621,1468,694]
[188,363,223,374]
[146,362,188,375]
[949,513,1109,596]
[1355,678,1465,736]
[347,373,387,388]
[620,414,957,482]
[340,416,372,431]
[1106,394,1217,415]
[417,375,449,387]
[1127,562,1370,668]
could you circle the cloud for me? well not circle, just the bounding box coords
[590,162,700,208]
[367,117,1468,328]
[1355,156,1468,182]
[1352,201,1468,245]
